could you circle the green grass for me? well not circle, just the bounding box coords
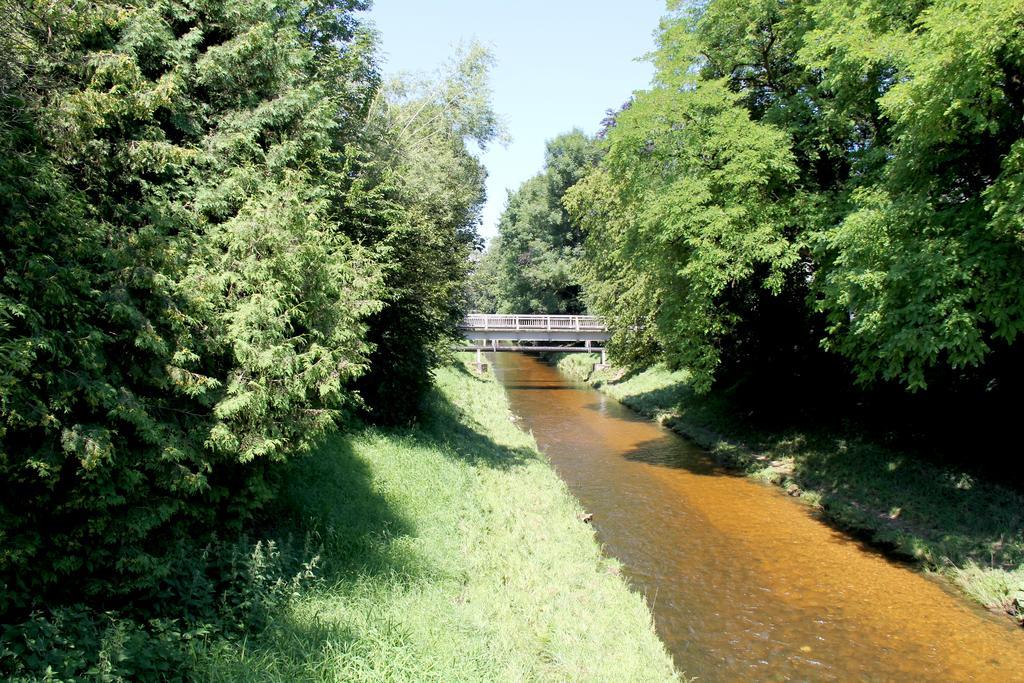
[192,359,681,681]
[552,354,1024,625]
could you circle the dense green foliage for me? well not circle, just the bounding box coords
[806,0,1024,389]
[2,0,377,613]
[567,85,801,390]
[0,0,496,670]
[568,0,1024,393]
[471,130,601,314]
[356,45,502,423]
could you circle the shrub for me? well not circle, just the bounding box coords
[0,0,379,614]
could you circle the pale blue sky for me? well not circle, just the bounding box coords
[366,1,666,242]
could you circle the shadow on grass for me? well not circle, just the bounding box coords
[191,432,422,678]
[411,379,539,471]
[275,433,420,584]
[263,368,538,585]
[789,439,1024,569]
[608,378,770,446]
[196,372,546,676]
[197,616,364,681]
[272,371,534,583]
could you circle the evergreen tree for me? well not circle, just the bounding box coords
[0,0,384,611]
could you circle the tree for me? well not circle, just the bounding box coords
[567,72,800,390]
[570,0,1024,394]
[353,42,503,424]
[807,0,1024,389]
[466,242,503,313]
[479,130,601,314]
[0,0,384,612]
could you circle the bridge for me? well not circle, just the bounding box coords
[458,314,610,372]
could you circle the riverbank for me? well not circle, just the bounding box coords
[550,353,1024,626]
[194,360,681,680]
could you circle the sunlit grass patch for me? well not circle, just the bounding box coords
[193,360,682,681]
[950,563,1024,619]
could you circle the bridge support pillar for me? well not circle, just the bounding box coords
[594,347,611,372]
[473,347,488,374]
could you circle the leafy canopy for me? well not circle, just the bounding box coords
[569,0,1024,392]
[474,130,601,315]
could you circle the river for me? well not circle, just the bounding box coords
[490,352,1024,681]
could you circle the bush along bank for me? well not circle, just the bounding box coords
[550,354,1024,626]
[191,360,682,681]
[2,360,682,680]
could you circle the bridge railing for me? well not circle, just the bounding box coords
[460,314,607,332]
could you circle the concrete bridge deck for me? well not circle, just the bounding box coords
[458,314,610,370]
[459,314,610,344]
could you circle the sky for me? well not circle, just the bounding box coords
[366,1,667,243]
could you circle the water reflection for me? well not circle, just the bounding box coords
[491,352,1024,682]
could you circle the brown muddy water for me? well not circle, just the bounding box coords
[490,352,1024,682]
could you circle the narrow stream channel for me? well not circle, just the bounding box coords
[490,352,1024,681]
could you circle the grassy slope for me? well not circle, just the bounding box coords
[194,361,681,681]
[552,354,1024,624]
